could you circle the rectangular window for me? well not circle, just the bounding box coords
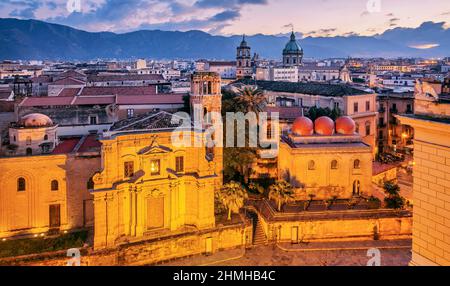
[124,161,134,178]
[366,124,371,136]
[354,102,359,113]
[366,101,370,111]
[127,109,134,118]
[150,159,161,176]
[89,116,97,125]
[175,156,184,173]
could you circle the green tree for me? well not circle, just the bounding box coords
[234,87,267,116]
[217,181,248,220]
[307,106,342,121]
[269,180,295,211]
[383,182,405,209]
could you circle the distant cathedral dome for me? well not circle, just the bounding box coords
[314,116,335,136]
[283,32,303,55]
[335,116,356,135]
[19,113,54,128]
[292,116,314,136]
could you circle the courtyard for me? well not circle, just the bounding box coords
[160,239,412,266]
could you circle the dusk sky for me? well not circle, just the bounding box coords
[0,0,449,36]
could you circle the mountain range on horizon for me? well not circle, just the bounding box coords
[0,18,449,61]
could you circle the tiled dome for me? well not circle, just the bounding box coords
[292,116,314,136]
[336,116,356,135]
[314,116,335,136]
[19,113,53,128]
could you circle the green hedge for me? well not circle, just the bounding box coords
[0,231,88,258]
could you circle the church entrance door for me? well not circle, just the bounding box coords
[147,197,164,230]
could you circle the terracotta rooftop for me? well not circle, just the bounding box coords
[20,96,74,107]
[87,74,164,82]
[51,135,101,154]
[78,135,102,153]
[57,87,81,97]
[373,162,398,176]
[54,70,86,81]
[266,106,304,120]
[72,96,115,105]
[115,94,184,105]
[51,77,86,86]
[79,86,157,96]
[51,138,80,154]
[235,79,371,97]
[20,93,186,107]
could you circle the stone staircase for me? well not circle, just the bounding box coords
[252,216,267,246]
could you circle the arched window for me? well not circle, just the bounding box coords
[26,148,32,156]
[44,134,48,141]
[331,160,338,170]
[51,180,59,191]
[308,160,316,170]
[354,159,361,169]
[87,177,94,190]
[26,136,32,145]
[17,177,26,192]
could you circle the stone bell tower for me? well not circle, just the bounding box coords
[190,71,222,124]
[236,35,253,79]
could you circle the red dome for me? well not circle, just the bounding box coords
[292,117,314,136]
[336,116,356,135]
[314,116,335,136]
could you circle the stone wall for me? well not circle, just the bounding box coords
[0,223,251,266]
[372,166,397,187]
[411,140,450,265]
[255,201,412,243]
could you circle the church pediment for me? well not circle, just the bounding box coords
[138,135,173,155]
[138,144,172,155]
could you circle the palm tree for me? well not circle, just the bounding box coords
[269,180,295,212]
[217,181,248,220]
[235,87,267,116]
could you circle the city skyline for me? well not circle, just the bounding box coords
[0,0,449,36]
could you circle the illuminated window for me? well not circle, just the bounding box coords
[124,161,134,178]
[175,156,184,173]
[150,159,161,176]
[354,159,361,169]
[17,177,26,192]
[308,160,316,170]
[331,160,338,170]
[51,180,59,191]
[267,124,273,139]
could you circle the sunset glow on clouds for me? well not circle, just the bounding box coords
[0,0,448,35]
